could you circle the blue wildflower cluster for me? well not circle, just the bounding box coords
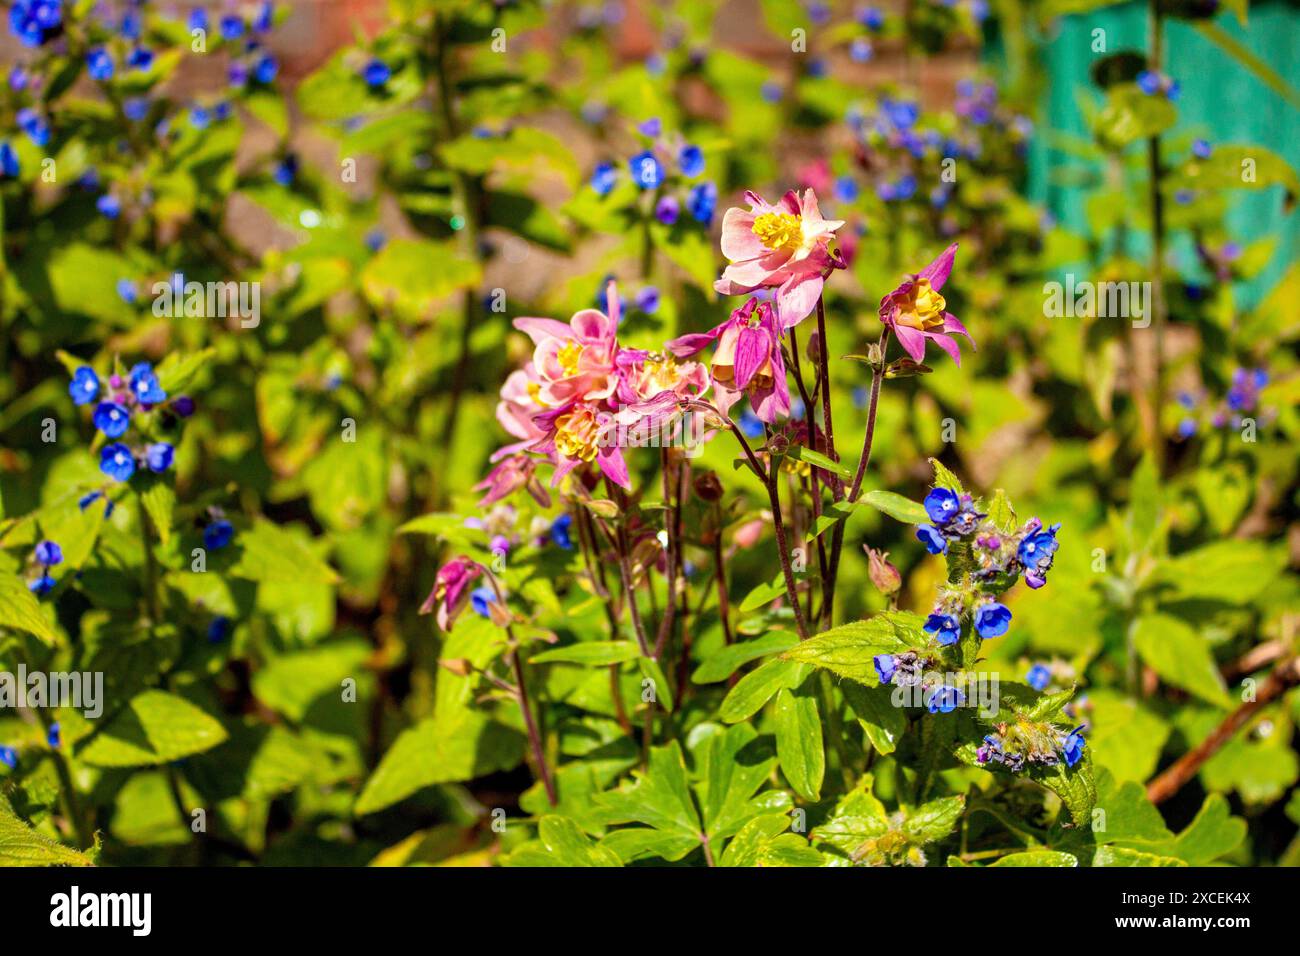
[9,0,63,47]
[27,539,63,595]
[916,487,1061,592]
[589,118,718,226]
[68,361,191,484]
[1137,69,1180,101]
[977,721,1087,771]
[1174,366,1274,439]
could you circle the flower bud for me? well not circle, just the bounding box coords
[865,546,901,595]
[694,471,724,501]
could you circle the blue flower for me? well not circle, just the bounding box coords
[654,195,679,225]
[470,585,496,618]
[0,142,19,178]
[834,176,859,202]
[637,117,662,137]
[0,745,16,769]
[117,278,137,303]
[873,653,897,685]
[858,6,885,29]
[208,616,231,643]
[47,722,59,748]
[738,409,764,439]
[145,442,175,473]
[17,107,50,146]
[173,396,196,418]
[1136,70,1160,95]
[849,38,873,63]
[916,524,948,555]
[635,286,660,314]
[100,443,136,482]
[220,14,245,40]
[204,519,234,550]
[628,150,664,190]
[550,513,574,550]
[189,8,210,32]
[926,685,966,714]
[364,58,391,88]
[123,97,149,121]
[974,602,1012,639]
[93,401,130,438]
[129,362,167,405]
[34,540,62,566]
[1018,521,1060,589]
[29,573,56,594]
[1025,663,1051,691]
[120,9,141,40]
[78,491,103,511]
[923,487,960,525]
[1062,726,1086,767]
[97,194,121,219]
[127,47,154,72]
[87,47,114,81]
[253,1,274,32]
[760,81,782,103]
[69,366,100,405]
[687,181,717,224]
[590,161,617,196]
[273,155,297,186]
[9,0,63,47]
[678,144,705,178]
[255,54,278,84]
[923,612,961,646]
[1192,139,1211,159]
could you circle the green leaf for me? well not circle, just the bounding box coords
[531,641,641,666]
[1153,540,1284,604]
[0,797,94,867]
[986,489,1017,534]
[698,723,785,841]
[774,686,824,802]
[692,631,799,684]
[227,518,340,585]
[719,658,808,723]
[155,348,215,396]
[781,612,923,686]
[1093,845,1187,867]
[903,795,965,844]
[786,445,852,480]
[857,490,928,524]
[0,572,58,645]
[841,682,905,755]
[78,691,229,767]
[502,816,623,867]
[928,458,965,494]
[1095,85,1177,150]
[737,574,787,613]
[599,828,699,864]
[1166,794,1247,865]
[360,239,483,323]
[139,472,176,548]
[596,740,700,852]
[990,850,1078,867]
[1132,613,1230,707]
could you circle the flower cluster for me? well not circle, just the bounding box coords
[1174,367,1274,438]
[27,540,63,595]
[70,362,189,483]
[590,118,718,227]
[9,0,62,47]
[481,280,711,496]
[977,721,1087,771]
[916,488,1060,593]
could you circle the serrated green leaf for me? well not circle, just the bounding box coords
[0,572,58,645]
[781,612,923,685]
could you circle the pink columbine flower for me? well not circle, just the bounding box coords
[667,297,790,424]
[529,399,631,490]
[420,556,482,630]
[475,453,550,508]
[512,283,622,408]
[715,189,844,328]
[877,242,974,365]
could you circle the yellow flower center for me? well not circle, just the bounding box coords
[893,278,947,331]
[641,355,679,394]
[557,341,584,377]
[554,408,602,462]
[751,212,804,253]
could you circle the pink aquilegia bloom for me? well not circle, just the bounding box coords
[420,556,482,630]
[529,399,631,490]
[668,297,790,424]
[512,289,621,408]
[716,188,844,328]
[877,242,974,365]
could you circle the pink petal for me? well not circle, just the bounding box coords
[666,328,723,357]
[513,317,573,345]
[719,208,765,261]
[597,445,630,490]
[942,312,976,348]
[776,273,822,328]
[927,331,962,366]
[918,242,958,291]
[893,324,927,362]
[732,326,768,389]
[570,308,613,342]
